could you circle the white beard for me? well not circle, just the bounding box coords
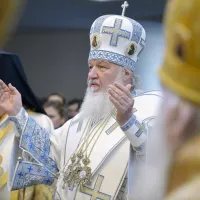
[79,88,114,124]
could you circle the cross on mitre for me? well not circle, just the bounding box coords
[121,1,129,16]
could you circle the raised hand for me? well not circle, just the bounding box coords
[0,80,22,116]
[108,82,134,126]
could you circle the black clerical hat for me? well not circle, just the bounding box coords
[0,52,45,114]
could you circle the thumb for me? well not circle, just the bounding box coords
[126,84,132,91]
[8,83,18,94]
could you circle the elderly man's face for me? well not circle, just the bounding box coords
[88,60,122,93]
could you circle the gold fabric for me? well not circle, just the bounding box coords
[166,135,200,199]
[0,116,12,191]
[159,0,200,106]
[0,0,23,47]
[159,0,200,198]
[18,185,55,200]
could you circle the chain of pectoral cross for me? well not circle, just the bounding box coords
[62,116,111,189]
[63,116,110,173]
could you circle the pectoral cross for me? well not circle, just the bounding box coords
[121,1,129,16]
[80,175,111,200]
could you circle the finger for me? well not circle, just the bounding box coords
[0,80,4,89]
[109,95,124,111]
[109,85,124,96]
[108,87,128,106]
[126,84,132,91]
[0,80,9,92]
[0,92,10,102]
[114,82,132,98]
[0,87,3,96]
[108,85,130,104]
[0,81,9,97]
[8,83,19,95]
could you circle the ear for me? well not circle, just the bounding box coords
[123,68,132,83]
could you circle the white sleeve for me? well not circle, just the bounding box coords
[120,114,147,148]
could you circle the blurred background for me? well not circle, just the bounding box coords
[5,0,165,99]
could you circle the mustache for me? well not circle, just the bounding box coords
[88,79,99,86]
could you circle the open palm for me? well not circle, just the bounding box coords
[0,80,22,116]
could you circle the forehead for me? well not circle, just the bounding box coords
[44,106,58,114]
[48,95,62,101]
[88,59,120,68]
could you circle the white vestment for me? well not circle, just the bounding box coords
[8,91,162,200]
